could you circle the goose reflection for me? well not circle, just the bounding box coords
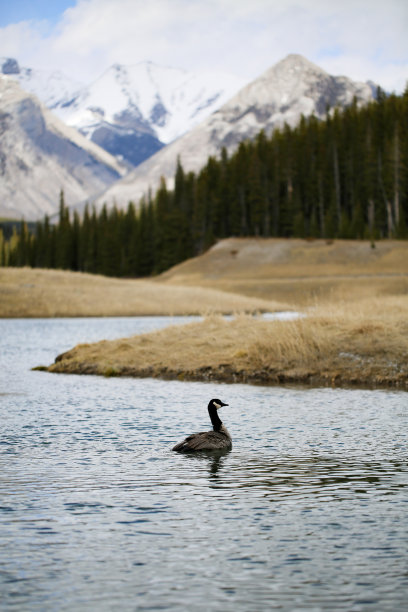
[181,446,231,479]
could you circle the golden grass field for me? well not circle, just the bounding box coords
[2,238,407,316]
[159,238,408,306]
[2,238,407,388]
[0,266,282,317]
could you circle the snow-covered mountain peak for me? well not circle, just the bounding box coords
[2,57,245,168]
[66,60,245,144]
[1,53,379,219]
[218,53,374,139]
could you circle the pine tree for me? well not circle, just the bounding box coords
[55,190,73,269]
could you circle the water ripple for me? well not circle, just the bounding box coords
[0,318,407,611]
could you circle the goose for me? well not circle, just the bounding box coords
[172,399,231,452]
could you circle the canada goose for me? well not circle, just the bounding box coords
[172,399,231,452]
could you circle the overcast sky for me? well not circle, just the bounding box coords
[0,0,407,92]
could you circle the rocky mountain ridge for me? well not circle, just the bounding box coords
[94,54,376,210]
[1,57,244,168]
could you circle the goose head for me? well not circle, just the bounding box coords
[208,399,229,410]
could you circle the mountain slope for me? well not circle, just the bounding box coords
[2,58,245,168]
[54,62,245,167]
[94,54,376,209]
[0,76,126,220]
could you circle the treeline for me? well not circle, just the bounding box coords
[2,89,408,276]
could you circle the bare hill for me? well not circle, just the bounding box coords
[159,238,408,305]
[1,238,407,317]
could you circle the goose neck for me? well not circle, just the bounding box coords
[208,405,222,432]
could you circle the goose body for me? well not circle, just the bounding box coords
[172,399,231,452]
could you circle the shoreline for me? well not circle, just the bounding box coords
[35,362,408,391]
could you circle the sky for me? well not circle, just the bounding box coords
[0,0,407,93]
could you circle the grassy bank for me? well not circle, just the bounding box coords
[0,267,282,317]
[159,238,408,306]
[42,295,408,389]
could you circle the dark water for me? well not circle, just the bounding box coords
[0,317,407,611]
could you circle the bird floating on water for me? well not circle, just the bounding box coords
[172,399,232,452]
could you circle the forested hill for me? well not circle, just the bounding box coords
[3,90,408,277]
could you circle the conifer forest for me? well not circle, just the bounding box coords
[2,90,408,277]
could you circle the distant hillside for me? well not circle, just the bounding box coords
[161,237,408,280]
[0,266,277,318]
[159,237,408,306]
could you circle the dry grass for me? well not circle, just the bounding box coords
[1,239,407,316]
[4,238,408,388]
[45,295,408,389]
[159,238,408,306]
[243,296,408,385]
[0,267,283,317]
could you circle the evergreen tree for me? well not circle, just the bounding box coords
[55,190,73,269]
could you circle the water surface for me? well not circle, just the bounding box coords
[0,317,407,611]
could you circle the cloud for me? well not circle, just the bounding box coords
[0,20,49,60]
[0,0,407,92]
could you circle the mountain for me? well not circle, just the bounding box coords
[0,56,84,113]
[0,75,126,220]
[94,54,376,209]
[0,54,377,220]
[1,58,245,168]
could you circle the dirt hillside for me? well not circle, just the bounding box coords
[159,238,408,305]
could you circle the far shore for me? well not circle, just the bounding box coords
[0,267,281,317]
[1,238,408,316]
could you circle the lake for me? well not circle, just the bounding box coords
[0,317,407,611]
